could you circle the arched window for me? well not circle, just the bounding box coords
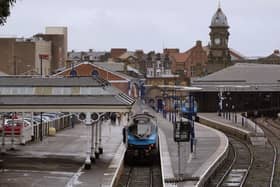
[91,70,99,77]
[70,69,77,77]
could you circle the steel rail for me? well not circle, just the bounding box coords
[125,167,133,187]
[217,136,253,187]
[239,137,254,187]
[124,166,156,187]
[265,118,280,130]
[149,167,153,187]
[216,141,236,187]
[257,121,278,187]
[270,143,277,187]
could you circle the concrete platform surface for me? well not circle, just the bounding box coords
[0,118,126,187]
[199,113,267,147]
[135,103,228,187]
[199,113,264,136]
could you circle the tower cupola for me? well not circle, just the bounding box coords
[210,4,229,28]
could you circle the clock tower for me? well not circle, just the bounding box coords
[207,3,231,73]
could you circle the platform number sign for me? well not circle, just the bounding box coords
[174,120,191,142]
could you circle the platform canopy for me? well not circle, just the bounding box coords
[192,63,280,92]
[0,76,135,112]
[158,85,202,91]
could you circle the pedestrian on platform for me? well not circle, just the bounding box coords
[117,113,122,126]
[71,114,75,128]
[110,112,116,125]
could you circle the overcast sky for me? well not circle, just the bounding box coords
[0,0,279,57]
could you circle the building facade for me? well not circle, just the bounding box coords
[192,63,280,114]
[35,27,68,73]
[46,26,68,65]
[170,41,208,84]
[0,37,51,75]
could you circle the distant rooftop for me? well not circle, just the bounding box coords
[193,63,280,92]
[0,76,104,87]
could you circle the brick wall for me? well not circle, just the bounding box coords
[58,63,130,94]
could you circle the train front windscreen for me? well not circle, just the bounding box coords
[128,117,155,138]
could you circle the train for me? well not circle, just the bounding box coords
[123,112,159,161]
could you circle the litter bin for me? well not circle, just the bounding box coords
[48,127,56,136]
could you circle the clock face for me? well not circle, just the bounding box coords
[214,38,221,45]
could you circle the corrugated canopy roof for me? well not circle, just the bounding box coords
[192,63,280,92]
[0,76,135,112]
[0,76,103,87]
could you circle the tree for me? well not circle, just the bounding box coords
[0,0,16,25]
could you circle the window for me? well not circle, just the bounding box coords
[0,87,33,95]
[191,66,195,76]
[52,87,71,95]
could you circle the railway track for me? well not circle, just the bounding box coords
[117,165,162,187]
[208,136,253,187]
[254,118,280,187]
[202,115,279,187]
[117,151,162,187]
[265,118,280,131]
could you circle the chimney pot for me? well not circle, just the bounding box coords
[196,40,202,46]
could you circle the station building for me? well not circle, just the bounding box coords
[192,63,280,115]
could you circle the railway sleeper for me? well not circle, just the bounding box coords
[165,176,200,183]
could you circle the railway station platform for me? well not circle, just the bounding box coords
[0,118,127,187]
[136,104,229,187]
[198,113,266,146]
[199,113,264,135]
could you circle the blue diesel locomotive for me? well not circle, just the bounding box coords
[123,112,159,159]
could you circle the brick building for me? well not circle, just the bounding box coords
[170,40,208,84]
[54,62,139,98]
[110,48,127,60]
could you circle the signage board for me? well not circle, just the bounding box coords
[39,54,49,60]
[173,120,191,142]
